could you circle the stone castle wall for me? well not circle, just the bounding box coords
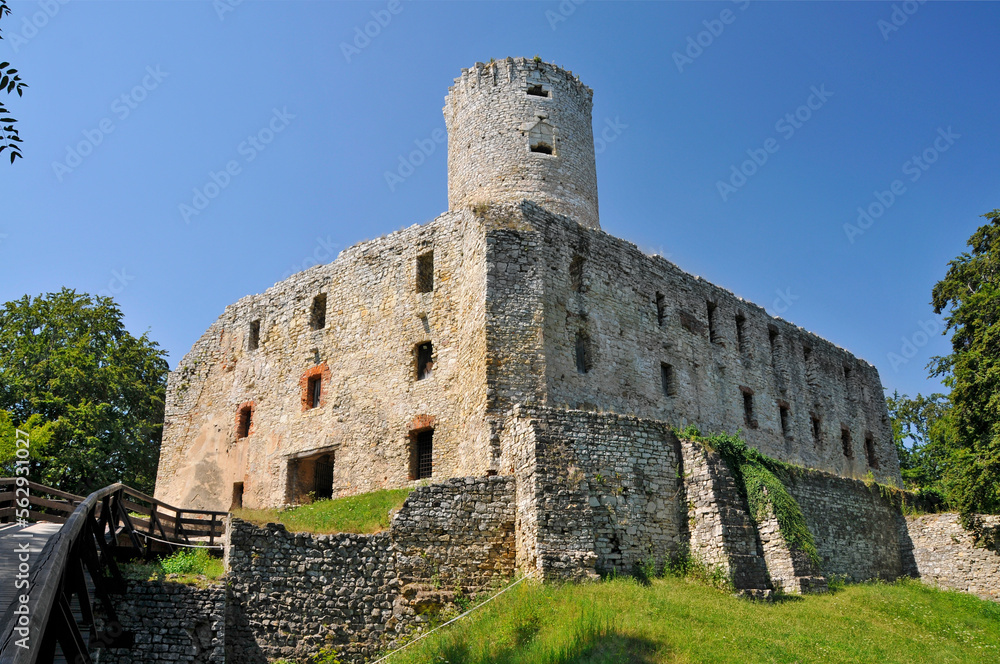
[445,58,600,230]
[903,513,1000,602]
[157,210,492,510]
[487,202,900,486]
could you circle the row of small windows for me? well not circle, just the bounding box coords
[740,387,879,468]
[247,251,437,350]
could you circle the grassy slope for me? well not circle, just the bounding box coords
[387,577,1000,664]
[232,487,413,534]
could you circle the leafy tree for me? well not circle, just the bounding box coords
[0,0,27,163]
[0,289,168,495]
[885,391,953,494]
[930,209,1000,514]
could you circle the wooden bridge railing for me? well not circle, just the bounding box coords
[0,480,229,664]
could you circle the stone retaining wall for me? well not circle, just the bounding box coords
[904,513,1000,602]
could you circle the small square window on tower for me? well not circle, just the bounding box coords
[409,429,433,480]
[526,84,549,97]
[416,250,434,293]
[310,294,327,330]
[528,119,555,155]
[416,341,434,380]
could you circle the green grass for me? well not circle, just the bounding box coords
[232,487,413,534]
[121,548,224,587]
[384,576,1000,664]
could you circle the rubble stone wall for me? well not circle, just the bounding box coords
[903,513,1000,602]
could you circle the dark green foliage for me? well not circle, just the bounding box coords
[0,1,27,163]
[930,209,1000,514]
[679,426,821,568]
[0,288,168,494]
[886,391,954,495]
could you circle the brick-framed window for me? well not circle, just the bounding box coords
[300,363,330,411]
[235,401,255,439]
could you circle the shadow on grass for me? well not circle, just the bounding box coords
[435,626,661,664]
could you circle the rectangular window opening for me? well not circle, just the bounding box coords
[307,375,321,409]
[735,314,746,354]
[811,413,822,445]
[841,427,853,458]
[410,429,433,480]
[768,326,780,366]
[779,402,791,437]
[803,345,813,363]
[570,255,584,292]
[741,387,757,429]
[231,482,244,511]
[248,320,260,351]
[656,292,666,327]
[526,84,549,97]
[660,362,676,397]
[236,405,252,439]
[707,301,721,344]
[530,142,554,155]
[416,341,434,380]
[416,250,434,293]
[865,433,879,469]
[310,294,327,330]
[575,330,591,374]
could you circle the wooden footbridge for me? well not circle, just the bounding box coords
[0,479,228,664]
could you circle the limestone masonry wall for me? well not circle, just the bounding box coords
[904,513,1000,602]
[103,580,225,664]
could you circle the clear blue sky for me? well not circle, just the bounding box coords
[1,0,997,400]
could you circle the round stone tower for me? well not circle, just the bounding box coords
[444,58,600,230]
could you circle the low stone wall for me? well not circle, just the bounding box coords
[224,477,518,662]
[102,580,225,664]
[785,472,905,582]
[904,513,1000,602]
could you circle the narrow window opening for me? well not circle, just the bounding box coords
[841,427,853,458]
[810,413,822,445]
[313,454,334,500]
[741,387,757,429]
[409,429,434,480]
[231,482,244,511]
[248,320,260,351]
[735,314,746,354]
[768,326,780,366]
[528,119,555,155]
[864,433,879,469]
[803,345,813,363]
[416,250,434,293]
[307,375,321,409]
[779,402,791,437]
[416,341,434,380]
[526,84,549,97]
[310,294,327,330]
[660,362,676,397]
[707,301,719,344]
[656,292,666,327]
[236,405,252,439]
[843,365,852,384]
[575,330,591,374]
[570,255,585,292]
